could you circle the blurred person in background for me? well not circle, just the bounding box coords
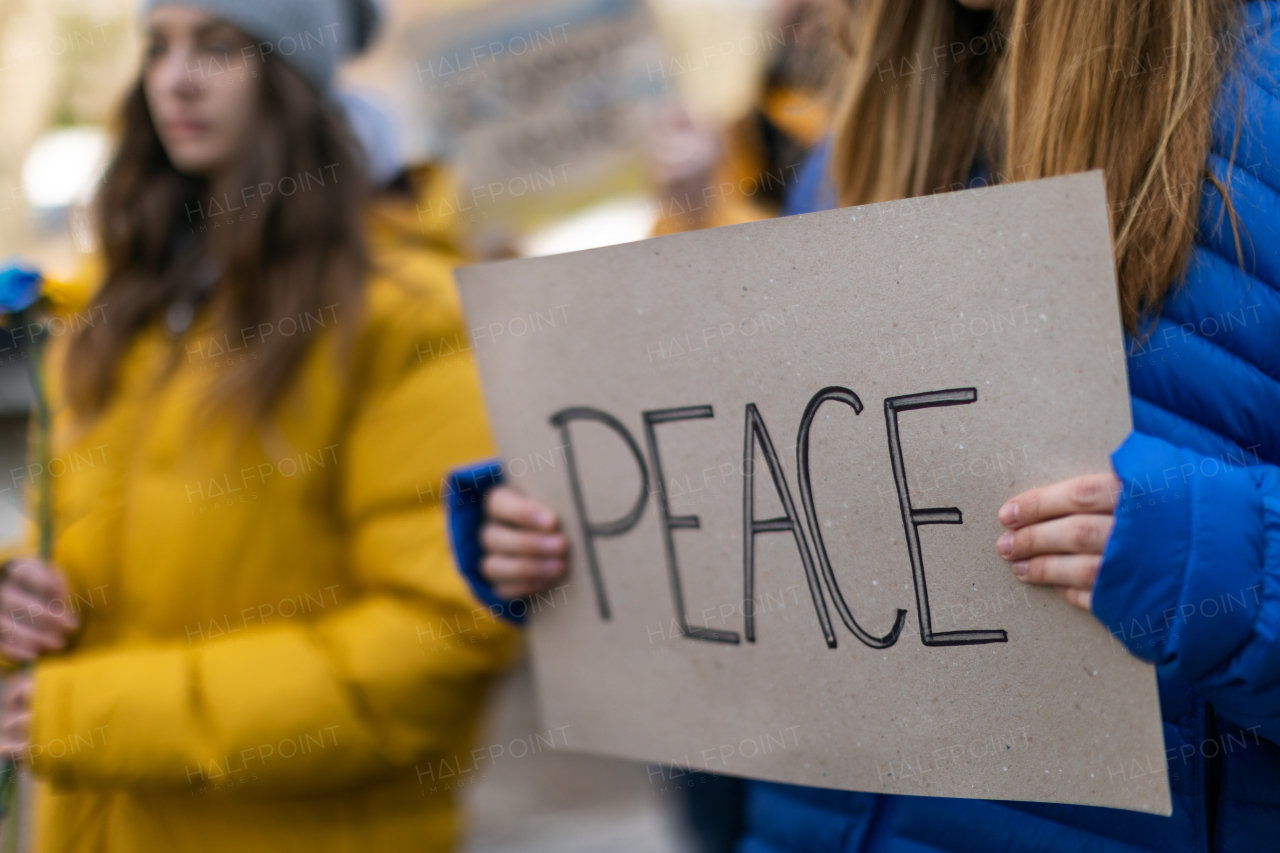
[650,0,838,236]
[0,0,567,850]
[717,1,1280,851]
[497,0,1280,851]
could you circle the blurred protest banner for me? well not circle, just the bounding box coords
[346,0,670,252]
[456,172,1171,814]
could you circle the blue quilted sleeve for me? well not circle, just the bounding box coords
[1093,432,1280,741]
[442,460,527,625]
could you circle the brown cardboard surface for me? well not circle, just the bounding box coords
[456,171,1170,814]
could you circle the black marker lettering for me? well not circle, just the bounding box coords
[796,387,907,649]
[883,388,1008,646]
[743,403,835,648]
[644,406,739,644]
[550,407,650,620]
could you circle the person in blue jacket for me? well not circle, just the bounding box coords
[485,1,1280,851]
[741,0,1280,851]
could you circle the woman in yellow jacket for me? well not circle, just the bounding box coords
[0,1,568,849]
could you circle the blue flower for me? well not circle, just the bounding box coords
[0,264,42,315]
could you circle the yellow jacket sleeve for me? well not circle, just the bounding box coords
[27,275,520,796]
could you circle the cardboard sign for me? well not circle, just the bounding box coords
[456,172,1170,814]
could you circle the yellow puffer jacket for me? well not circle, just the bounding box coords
[18,199,519,851]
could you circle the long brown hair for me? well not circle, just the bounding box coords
[67,53,368,422]
[828,0,1244,331]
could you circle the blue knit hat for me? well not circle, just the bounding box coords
[143,0,380,90]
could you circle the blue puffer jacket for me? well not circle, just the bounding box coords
[746,5,1280,852]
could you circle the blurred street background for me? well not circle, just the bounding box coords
[0,0,839,848]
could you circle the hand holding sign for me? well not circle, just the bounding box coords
[998,473,1122,612]
[480,486,569,600]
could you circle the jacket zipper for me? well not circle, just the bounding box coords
[1203,701,1223,853]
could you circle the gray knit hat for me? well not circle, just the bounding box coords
[143,0,381,90]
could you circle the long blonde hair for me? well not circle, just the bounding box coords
[829,0,1244,331]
